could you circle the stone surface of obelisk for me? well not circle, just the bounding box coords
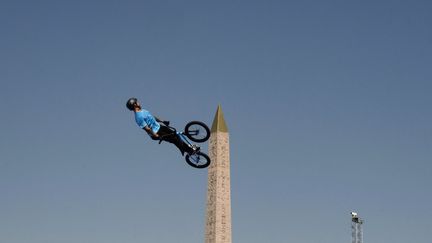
[205,105,232,243]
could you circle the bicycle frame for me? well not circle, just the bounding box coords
[177,132,193,147]
[155,121,211,168]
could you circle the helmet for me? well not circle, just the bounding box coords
[126,97,138,111]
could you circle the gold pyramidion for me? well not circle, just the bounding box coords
[211,105,228,133]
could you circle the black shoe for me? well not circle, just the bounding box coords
[190,145,200,154]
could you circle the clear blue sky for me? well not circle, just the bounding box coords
[1,1,431,242]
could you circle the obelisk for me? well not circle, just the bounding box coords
[205,105,232,243]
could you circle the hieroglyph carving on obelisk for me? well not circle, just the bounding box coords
[205,105,232,243]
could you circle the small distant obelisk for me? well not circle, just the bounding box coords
[205,105,232,243]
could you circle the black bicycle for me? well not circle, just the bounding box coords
[159,121,211,169]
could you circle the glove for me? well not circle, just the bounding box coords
[163,120,170,126]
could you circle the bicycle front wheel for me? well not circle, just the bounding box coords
[185,152,211,169]
[184,121,210,143]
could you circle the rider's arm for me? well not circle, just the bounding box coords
[144,126,159,138]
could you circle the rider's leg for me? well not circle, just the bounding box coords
[157,126,192,155]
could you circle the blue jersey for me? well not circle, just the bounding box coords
[134,109,160,134]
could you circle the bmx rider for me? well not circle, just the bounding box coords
[126,97,197,156]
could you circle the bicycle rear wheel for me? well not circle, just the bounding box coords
[184,121,210,143]
[185,152,211,169]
